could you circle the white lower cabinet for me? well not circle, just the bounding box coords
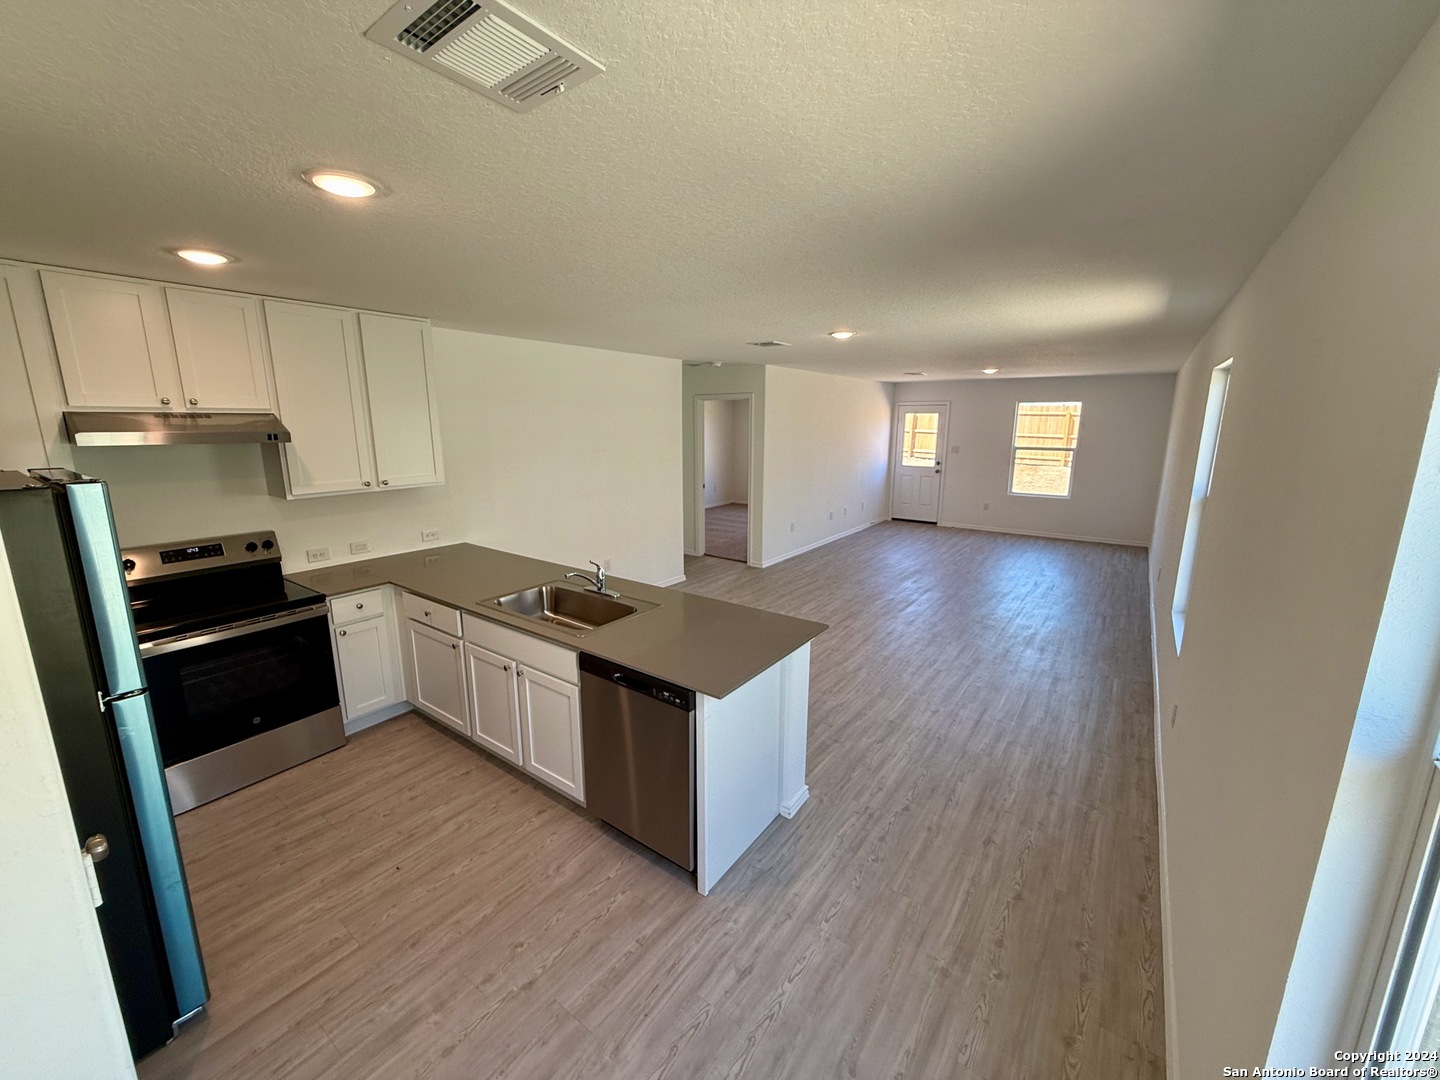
[464,642,523,766]
[334,615,396,718]
[516,665,584,804]
[408,620,469,736]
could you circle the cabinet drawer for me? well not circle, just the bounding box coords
[462,612,578,685]
[402,591,462,637]
[331,588,387,627]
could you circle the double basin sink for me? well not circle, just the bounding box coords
[482,580,656,636]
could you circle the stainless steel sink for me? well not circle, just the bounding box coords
[482,581,655,635]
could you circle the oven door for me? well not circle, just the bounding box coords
[142,606,340,767]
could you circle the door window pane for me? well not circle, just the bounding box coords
[902,412,940,467]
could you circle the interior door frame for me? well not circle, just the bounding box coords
[692,393,758,565]
[890,401,949,524]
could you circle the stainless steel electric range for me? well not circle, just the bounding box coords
[122,531,344,813]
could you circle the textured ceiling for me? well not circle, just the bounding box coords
[1,0,1437,381]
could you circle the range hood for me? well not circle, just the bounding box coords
[64,411,292,447]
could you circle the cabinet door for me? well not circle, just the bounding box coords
[409,620,468,736]
[518,667,584,804]
[464,643,522,766]
[265,300,376,496]
[165,288,271,411]
[41,270,179,408]
[334,615,396,720]
[358,312,444,489]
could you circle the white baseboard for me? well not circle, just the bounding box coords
[937,520,1148,548]
[759,520,881,568]
[780,785,810,818]
[343,701,410,736]
[654,573,687,587]
[1150,586,1180,1080]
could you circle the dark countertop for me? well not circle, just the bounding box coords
[288,544,826,699]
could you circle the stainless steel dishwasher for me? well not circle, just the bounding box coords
[579,654,696,872]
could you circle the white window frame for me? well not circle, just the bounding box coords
[1009,401,1082,499]
[1171,359,1233,651]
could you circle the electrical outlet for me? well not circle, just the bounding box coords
[421,528,440,543]
[983,502,990,511]
[844,506,849,516]
[306,547,330,564]
[828,510,834,520]
[860,500,865,512]
[790,522,796,533]
[349,540,371,555]
[1170,704,1179,729]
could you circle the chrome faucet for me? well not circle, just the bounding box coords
[565,561,619,597]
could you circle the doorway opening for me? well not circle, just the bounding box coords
[891,403,949,524]
[693,395,753,563]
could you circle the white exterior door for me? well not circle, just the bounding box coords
[465,642,523,766]
[891,404,948,523]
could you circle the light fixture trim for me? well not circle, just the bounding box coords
[172,248,235,266]
[303,169,380,199]
[828,329,856,340]
[981,367,1001,375]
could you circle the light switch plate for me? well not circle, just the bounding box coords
[349,540,371,555]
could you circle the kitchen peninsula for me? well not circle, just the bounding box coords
[290,543,825,894]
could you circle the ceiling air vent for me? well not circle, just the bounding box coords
[366,0,604,113]
[748,340,792,348]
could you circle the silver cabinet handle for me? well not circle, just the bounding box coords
[503,664,511,672]
[355,603,364,610]
[363,480,372,487]
[451,642,459,651]
[189,397,199,405]
[160,397,171,405]
[424,610,432,617]
[337,629,347,636]
[83,834,110,862]
[516,667,526,677]
[381,479,390,486]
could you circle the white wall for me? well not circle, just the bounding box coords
[1271,378,1440,1063]
[0,529,137,1080]
[895,373,1173,545]
[761,366,891,566]
[702,398,747,507]
[44,327,685,586]
[1148,18,1440,1077]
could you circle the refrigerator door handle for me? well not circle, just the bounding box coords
[99,686,149,708]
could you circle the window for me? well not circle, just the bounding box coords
[1010,401,1082,497]
[901,411,940,467]
[1171,359,1233,650]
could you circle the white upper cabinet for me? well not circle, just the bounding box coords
[42,270,180,408]
[358,312,444,490]
[165,288,271,411]
[265,300,377,496]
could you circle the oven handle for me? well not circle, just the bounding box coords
[139,603,331,657]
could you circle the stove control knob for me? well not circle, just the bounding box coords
[245,542,259,554]
[122,558,136,573]
[260,539,274,551]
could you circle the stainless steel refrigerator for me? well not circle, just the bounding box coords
[0,469,207,1059]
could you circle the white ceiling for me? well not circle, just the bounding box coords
[1,0,1436,381]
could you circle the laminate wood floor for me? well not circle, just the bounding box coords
[704,502,749,562]
[138,522,1163,1080]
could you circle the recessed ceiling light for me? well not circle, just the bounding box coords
[173,248,234,266]
[982,367,1001,375]
[303,170,379,199]
[828,330,856,340]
